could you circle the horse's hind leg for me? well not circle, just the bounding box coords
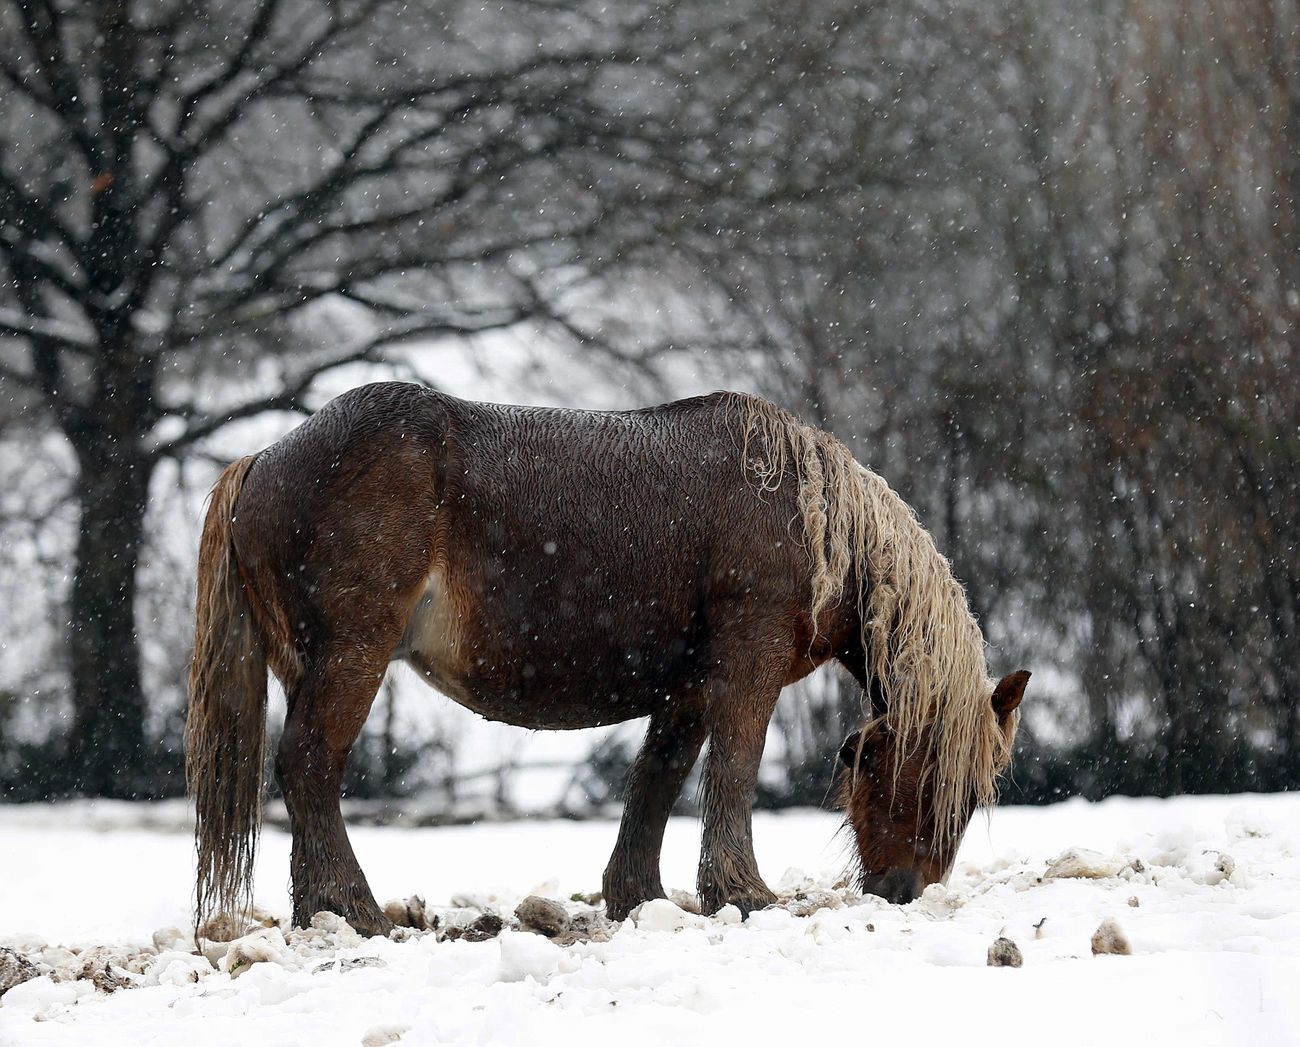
[277,644,394,935]
[603,704,708,920]
[697,664,783,916]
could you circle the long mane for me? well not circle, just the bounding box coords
[720,393,1017,844]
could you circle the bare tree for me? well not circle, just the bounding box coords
[0,0,686,794]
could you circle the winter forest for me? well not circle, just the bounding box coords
[0,0,1296,810]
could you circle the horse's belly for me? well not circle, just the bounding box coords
[394,567,673,730]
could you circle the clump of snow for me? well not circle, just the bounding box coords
[497,930,564,983]
[630,898,709,932]
[1044,848,1127,879]
[361,1025,410,1047]
[1,974,96,1018]
[783,887,845,917]
[1184,850,1236,886]
[311,956,386,975]
[308,911,363,942]
[448,889,507,910]
[918,882,967,916]
[223,926,291,978]
[150,926,190,953]
[142,951,213,987]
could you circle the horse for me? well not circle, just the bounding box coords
[187,382,1028,935]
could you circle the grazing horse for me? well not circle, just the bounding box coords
[187,382,1028,935]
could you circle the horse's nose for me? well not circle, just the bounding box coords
[861,869,924,904]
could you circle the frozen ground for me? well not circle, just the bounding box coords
[2,794,1298,1046]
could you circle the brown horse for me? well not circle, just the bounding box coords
[187,382,1028,935]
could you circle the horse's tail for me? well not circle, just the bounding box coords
[186,454,266,934]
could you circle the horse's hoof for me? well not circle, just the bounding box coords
[294,901,393,939]
[350,914,395,938]
[700,885,777,919]
[604,891,664,923]
[729,893,778,920]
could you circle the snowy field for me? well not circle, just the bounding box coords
[2,794,1299,1046]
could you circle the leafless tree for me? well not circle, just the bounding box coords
[0,0,693,794]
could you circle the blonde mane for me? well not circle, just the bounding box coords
[721,393,1017,845]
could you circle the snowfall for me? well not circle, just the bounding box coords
[1,794,1298,1047]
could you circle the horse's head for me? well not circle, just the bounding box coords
[838,669,1030,903]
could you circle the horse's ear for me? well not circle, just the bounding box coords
[838,730,863,768]
[840,721,890,767]
[992,670,1031,722]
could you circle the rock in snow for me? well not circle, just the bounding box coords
[1091,918,1132,956]
[514,896,571,937]
[0,947,40,997]
[987,937,1024,967]
[383,895,435,931]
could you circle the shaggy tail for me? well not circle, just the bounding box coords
[186,455,265,933]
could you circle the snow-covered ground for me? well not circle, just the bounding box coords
[2,793,1298,1046]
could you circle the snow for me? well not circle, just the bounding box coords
[2,793,1299,1045]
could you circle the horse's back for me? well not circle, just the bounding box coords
[429,390,812,720]
[230,383,825,724]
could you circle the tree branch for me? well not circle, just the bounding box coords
[150,310,526,459]
[0,307,95,351]
[11,0,103,165]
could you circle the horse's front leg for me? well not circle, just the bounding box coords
[697,667,783,916]
[603,703,708,920]
[277,649,392,937]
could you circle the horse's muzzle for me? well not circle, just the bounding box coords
[861,869,925,905]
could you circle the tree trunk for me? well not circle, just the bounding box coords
[66,446,153,796]
[63,342,158,797]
